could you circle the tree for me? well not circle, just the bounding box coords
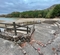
[46,7,54,18]
[46,4,60,18]
[51,4,60,18]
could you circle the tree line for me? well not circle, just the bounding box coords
[0,4,60,18]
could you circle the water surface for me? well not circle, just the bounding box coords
[0,17,18,23]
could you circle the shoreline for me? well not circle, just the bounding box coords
[16,18,60,23]
[0,20,5,23]
[0,18,60,23]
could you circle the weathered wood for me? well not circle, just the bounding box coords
[0,34,14,41]
[0,22,31,35]
[0,23,13,25]
[5,24,7,31]
[6,28,30,32]
[0,29,1,33]
[0,27,5,28]
[27,26,28,34]
[16,24,26,27]
[13,22,17,35]
[0,22,35,44]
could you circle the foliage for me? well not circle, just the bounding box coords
[5,12,20,17]
[0,4,60,18]
[46,4,60,18]
[51,4,60,18]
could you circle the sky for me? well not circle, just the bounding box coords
[0,0,60,14]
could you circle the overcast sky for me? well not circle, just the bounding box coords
[0,0,60,14]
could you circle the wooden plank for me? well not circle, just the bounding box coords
[0,24,5,28]
[0,34,14,41]
[0,23,13,25]
[6,28,30,32]
[0,27,5,28]
[16,24,31,30]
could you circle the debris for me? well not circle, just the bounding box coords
[52,48,58,55]
[37,48,43,55]
[52,48,56,52]
[37,48,40,51]
[54,52,58,55]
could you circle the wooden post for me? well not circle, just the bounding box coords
[13,22,17,35]
[33,24,35,31]
[0,29,1,32]
[5,24,7,31]
[27,26,28,34]
[0,29,1,34]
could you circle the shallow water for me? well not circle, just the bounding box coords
[0,17,18,22]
